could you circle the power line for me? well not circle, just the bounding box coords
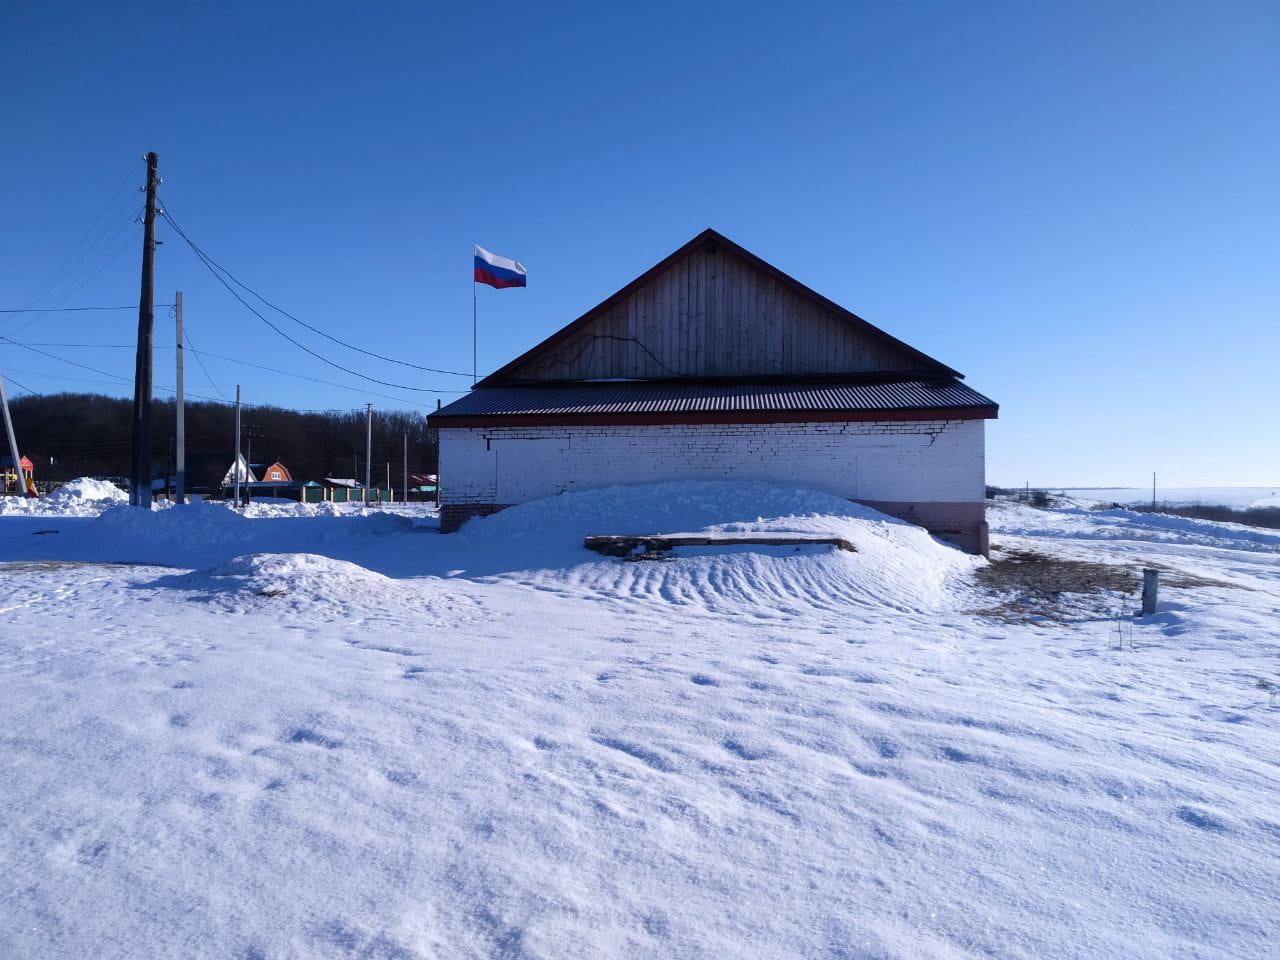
[185,345,460,406]
[2,373,38,395]
[0,342,139,348]
[160,205,473,380]
[0,335,132,383]
[6,159,142,319]
[0,366,129,388]
[3,220,144,338]
[181,328,231,402]
[0,306,139,314]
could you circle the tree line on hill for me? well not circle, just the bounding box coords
[8,392,439,493]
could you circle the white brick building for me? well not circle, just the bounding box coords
[429,230,998,553]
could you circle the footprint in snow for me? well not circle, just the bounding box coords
[167,713,190,729]
[723,738,770,761]
[690,674,718,686]
[75,840,109,865]
[287,728,342,749]
[1177,806,1232,833]
[593,735,674,772]
[642,913,671,938]
[868,736,900,760]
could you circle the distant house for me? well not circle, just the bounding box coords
[221,454,256,487]
[219,457,302,501]
[258,462,291,483]
[428,229,999,553]
[221,458,293,487]
[409,473,438,495]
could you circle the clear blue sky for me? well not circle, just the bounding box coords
[1,2,1276,486]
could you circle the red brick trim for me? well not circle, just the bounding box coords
[440,503,512,533]
[430,405,997,429]
[858,499,989,556]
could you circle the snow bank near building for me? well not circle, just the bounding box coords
[454,480,979,612]
[0,476,127,517]
[49,477,128,504]
[2,479,976,614]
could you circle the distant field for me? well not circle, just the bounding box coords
[1051,487,1279,509]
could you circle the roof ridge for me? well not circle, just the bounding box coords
[476,229,961,386]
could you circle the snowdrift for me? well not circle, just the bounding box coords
[160,552,418,615]
[0,476,127,517]
[452,480,979,613]
[49,477,128,504]
[991,501,1280,553]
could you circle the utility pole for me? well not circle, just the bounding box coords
[130,151,160,507]
[0,370,29,497]
[403,431,408,505]
[233,384,242,507]
[174,291,185,504]
[1152,472,1157,510]
[365,403,373,492]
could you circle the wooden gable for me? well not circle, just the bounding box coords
[480,229,959,385]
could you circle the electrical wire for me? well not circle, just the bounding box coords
[166,225,469,394]
[1,372,38,395]
[184,344,461,406]
[0,342,138,348]
[161,205,473,379]
[3,220,143,338]
[0,306,139,314]
[0,335,133,383]
[6,159,142,319]
[181,328,231,402]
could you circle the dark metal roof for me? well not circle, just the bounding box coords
[430,379,997,420]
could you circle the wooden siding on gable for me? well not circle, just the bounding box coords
[501,242,938,382]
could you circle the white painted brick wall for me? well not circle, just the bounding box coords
[440,419,985,505]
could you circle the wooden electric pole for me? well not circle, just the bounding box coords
[130,151,159,507]
[403,431,408,505]
[174,291,185,504]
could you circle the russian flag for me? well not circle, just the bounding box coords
[474,244,527,289]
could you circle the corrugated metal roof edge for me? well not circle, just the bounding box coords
[429,406,998,428]
[430,379,997,418]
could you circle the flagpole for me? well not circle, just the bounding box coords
[472,279,477,386]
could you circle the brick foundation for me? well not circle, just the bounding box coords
[857,499,988,556]
[440,502,512,533]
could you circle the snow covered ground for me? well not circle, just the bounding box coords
[1055,486,1279,509]
[1,482,1277,959]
